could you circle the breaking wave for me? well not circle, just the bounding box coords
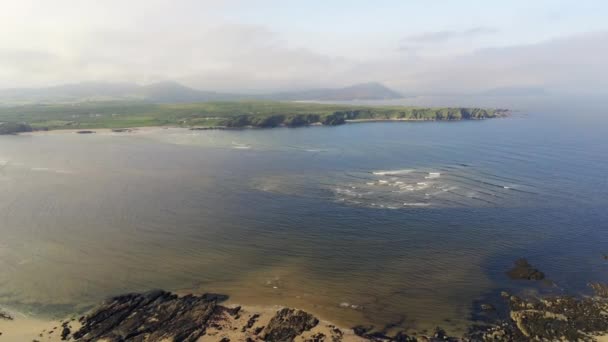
[253,164,541,210]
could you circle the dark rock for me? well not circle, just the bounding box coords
[304,332,326,342]
[219,337,230,342]
[0,310,13,320]
[363,331,391,340]
[242,313,260,332]
[506,258,545,280]
[72,290,217,342]
[225,305,241,316]
[76,130,95,134]
[111,128,132,133]
[60,326,71,340]
[329,326,343,342]
[352,325,373,336]
[262,308,319,342]
[480,303,495,311]
[200,293,229,302]
[503,288,608,341]
[392,331,417,341]
[465,321,527,341]
[246,338,255,342]
[253,325,264,335]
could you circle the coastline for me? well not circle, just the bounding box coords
[17,115,507,136]
[0,299,366,342]
[2,279,608,341]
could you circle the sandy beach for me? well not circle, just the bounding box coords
[0,303,364,342]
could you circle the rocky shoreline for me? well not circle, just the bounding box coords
[2,284,605,342]
[2,258,608,341]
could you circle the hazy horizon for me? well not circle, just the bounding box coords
[1,1,607,96]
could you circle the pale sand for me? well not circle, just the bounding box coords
[0,313,81,342]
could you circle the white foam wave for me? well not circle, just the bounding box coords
[403,202,431,207]
[372,169,413,176]
[425,172,441,179]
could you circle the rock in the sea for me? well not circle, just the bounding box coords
[480,303,496,311]
[0,310,12,320]
[590,282,608,298]
[262,308,319,342]
[76,130,95,134]
[506,258,545,280]
[352,325,373,336]
[72,290,217,342]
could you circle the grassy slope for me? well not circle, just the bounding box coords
[0,101,505,130]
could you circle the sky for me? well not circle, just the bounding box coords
[1,0,607,94]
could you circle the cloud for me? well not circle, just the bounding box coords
[0,22,354,92]
[0,0,606,97]
[377,31,608,95]
[401,27,499,45]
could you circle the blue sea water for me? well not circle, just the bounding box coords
[0,95,606,333]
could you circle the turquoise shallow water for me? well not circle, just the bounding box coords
[0,95,607,333]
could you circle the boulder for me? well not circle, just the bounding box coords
[506,258,545,280]
[262,308,319,342]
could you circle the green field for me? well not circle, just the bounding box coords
[0,101,506,132]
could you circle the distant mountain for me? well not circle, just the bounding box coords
[264,82,403,101]
[0,81,402,104]
[137,81,234,102]
[0,82,141,103]
[0,81,236,104]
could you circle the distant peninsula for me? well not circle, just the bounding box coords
[0,101,508,133]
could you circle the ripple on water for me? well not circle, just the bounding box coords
[254,164,542,209]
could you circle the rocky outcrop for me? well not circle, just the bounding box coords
[72,290,217,342]
[262,308,319,342]
[462,284,608,341]
[507,289,608,341]
[45,281,608,342]
[67,291,324,342]
[506,258,545,280]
